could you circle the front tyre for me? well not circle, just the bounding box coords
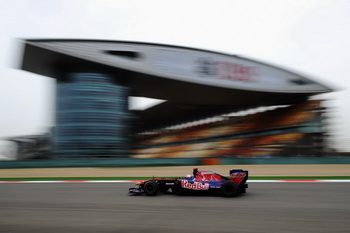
[221,181,239,197]
[143,180,159,196]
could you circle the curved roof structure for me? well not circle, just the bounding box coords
[20,39,333,131]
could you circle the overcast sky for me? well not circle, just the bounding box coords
[1,0,350,153]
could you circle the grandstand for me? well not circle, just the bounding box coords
[131,100,327,158]
[17,40,332,159]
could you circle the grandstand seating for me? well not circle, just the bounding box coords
[131,100,324,158]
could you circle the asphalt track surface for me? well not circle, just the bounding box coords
[1,182,349,233]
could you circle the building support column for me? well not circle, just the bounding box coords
[54,72,130,158]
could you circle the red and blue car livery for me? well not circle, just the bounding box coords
[129,168,248,197]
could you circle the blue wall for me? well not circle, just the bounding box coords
[0,157,349,169]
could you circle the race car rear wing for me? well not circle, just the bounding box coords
[229,169,248,185]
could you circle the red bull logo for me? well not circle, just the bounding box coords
[181,180,209,190]
[231,172,246,184]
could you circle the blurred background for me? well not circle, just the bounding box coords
[1,0,350,160]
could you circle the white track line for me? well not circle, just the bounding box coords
[247,180,350,182]
[0,180,136,183]
[1,180,350,183]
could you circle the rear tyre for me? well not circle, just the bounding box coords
[221,181,239,197]
[143,180,159,196]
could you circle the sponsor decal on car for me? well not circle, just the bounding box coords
[181,180,209,190]
[231,172,246,184]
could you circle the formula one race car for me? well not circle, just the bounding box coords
[129,168,248,197]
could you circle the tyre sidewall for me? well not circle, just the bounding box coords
[221,181,239,197]
[144,180,159,196]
